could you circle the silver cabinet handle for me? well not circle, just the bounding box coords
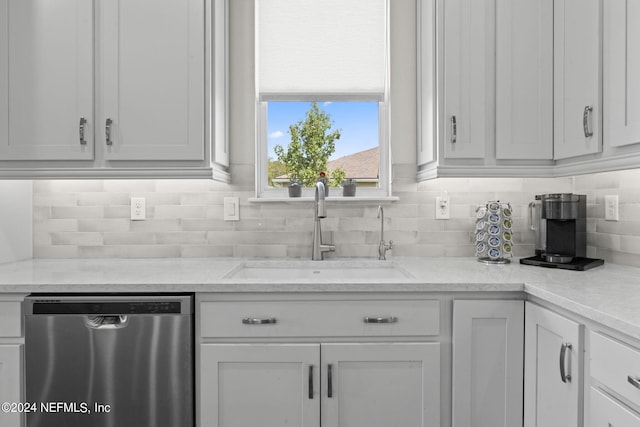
[242,317,277,325]
[363,316,398,324]
[528,202,537,231]
[628,376,640,390]
[560,342,572,383]
[105,118,113,146]
[451,115,457,143]
[308,365,314,399]
[583,106,593,138]
[79,117,87,145]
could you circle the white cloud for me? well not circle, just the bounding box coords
[323,102,333,107]
[269,130,284,139]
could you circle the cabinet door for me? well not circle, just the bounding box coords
[0,0,94,160]
[200,343,320,427]
[495,0,553,160]
[321,343,440,427]
[0,345,22,427]
[443,0,491,159]
[100,0,205,161]
[524,302,583,427]
[591,387,640,427]
[452,300,524,427]
[604,0,640,148]
[554,0,601,160]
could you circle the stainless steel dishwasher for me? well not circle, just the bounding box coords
[24,294,194,427]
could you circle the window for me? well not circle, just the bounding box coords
[255,0,390,198]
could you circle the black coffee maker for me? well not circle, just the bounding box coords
[520,193,604,270]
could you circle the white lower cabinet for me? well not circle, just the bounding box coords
[524,302,583,427]
[591,387,640,427]
[0,345,22,427]
[452,300,524,427]
[201,342,440,427]
[198,295,442,427]
[0,295,25,427]
[321,343,440,427]
[201,343,320,427]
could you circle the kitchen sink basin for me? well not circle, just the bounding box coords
[224,260,414,281]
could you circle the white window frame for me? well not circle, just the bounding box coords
[254,0,392,200]
[255,95,391,200]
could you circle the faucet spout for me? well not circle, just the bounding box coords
[312,182,334,260]
[316,181,327,218]
[377,205,393,260]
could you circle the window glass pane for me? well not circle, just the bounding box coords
[267,102,379,189]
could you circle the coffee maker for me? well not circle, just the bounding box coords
[520,193,604,270]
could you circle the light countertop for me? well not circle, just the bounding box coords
[1,257,639,340]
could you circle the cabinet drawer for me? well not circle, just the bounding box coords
[591,387,640,426]
[200,299,440,338]
[591,331,640,406]
[0,301,22,337]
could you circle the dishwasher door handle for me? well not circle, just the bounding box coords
[84,315,130,329]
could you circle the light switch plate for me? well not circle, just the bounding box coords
[224,197,240,221]
[605,195,619,221]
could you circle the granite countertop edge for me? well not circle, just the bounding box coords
[0,257,639,340]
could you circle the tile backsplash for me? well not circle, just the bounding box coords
[32,165,640,267]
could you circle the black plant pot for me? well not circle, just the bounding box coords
[288,183,302,197]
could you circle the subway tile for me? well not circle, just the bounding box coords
[52,206,104,219]
[51,232,103,246]
[181,245,234,258]
[78,219,130,233]
[79,245,181,258]
[129,219,181,232]
[156,231,208,245]
[233,245,287,258]
[154,205,207,219]
[34,245,79,258]
[103,232,156,245]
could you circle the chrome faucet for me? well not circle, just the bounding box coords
[312,181,335,260]
[377,205,393,260]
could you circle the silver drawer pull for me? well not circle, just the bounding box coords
[560,342,572,383]
[242,317,277,325]
[363,316,398,324]
[628,376,640,390]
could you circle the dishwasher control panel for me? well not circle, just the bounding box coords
[24,294,193,315]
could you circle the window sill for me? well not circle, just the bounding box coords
[248,196,399,204]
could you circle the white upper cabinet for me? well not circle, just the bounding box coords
[99,0,204,161]
[495,0,553,160]
[443,0,490,159]
[419,0,554,180]
[0,0,94,160]
[554,0,602,160]
[604,0,640,148]
[0,0,228,180]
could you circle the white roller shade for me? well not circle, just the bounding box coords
[257,0,388,99]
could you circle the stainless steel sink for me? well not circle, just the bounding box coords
[224,260,414,281]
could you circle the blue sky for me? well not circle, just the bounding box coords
[267,102,379,160]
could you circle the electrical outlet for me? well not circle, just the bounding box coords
[435,196,450,219]
[130,197,146,221]
[605,195,619,221]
